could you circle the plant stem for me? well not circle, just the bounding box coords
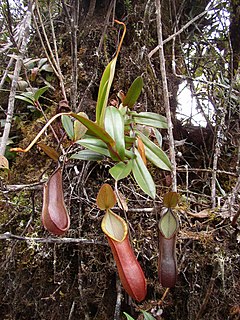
[154,0,177,192]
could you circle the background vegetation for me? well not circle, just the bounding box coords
[0,0,239,319]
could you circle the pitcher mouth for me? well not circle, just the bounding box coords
[101,209,128,242]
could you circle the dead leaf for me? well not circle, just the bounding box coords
[115,190,128,212]
[187,208,212,218]
[74,112,88,141]
[0,155,9,170]
[37,142,59,161]
[137,136,147,165]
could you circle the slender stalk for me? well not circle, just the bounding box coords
[48,1,67,101]
[211,106,227,207]
[0,6,32,156]
[0,57,14,89]
[71,0,79,110]
[0,58,22,156]
[148,1,215,58]
[0,232,106,245]
[155,0,177,191]
[87,0,96,17]
[34,0,67,100]
[114,278,122,320]
[10,112,71,153]
[35,1,59,70]
[32,7,59,77]
[211,135,220,208]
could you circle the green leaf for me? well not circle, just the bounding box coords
[23,57,40,69]
[119,105,128,116]
[144,146,171,171]
[70,150,104,161]
[38,58,48,68]
[132,112,168,129]
[61,115,74,140]
[40,64,53,72]
[132,149,156,199]
[123,312,136,320]
[104,106,125,160]
[34,86,49,101]
[15,95,35,105]
[109,160,132,181]
[70,112,115,146]
[153,128,162,147]
[123,76,143,109]
[95,20,126,127]
[125,149,136,159]
[136,112,167,122]
[125,136,136,148]
[141,310,156,320]
[159,208,179,238]
[136,131,172,171]
[96,57,117,127]
[76,137,110,157]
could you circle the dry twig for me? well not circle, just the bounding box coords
[148,1,215,58]
[0,4,32,156]
[0,232,106,245]
[33,1,67,100]
[154,0,177,191]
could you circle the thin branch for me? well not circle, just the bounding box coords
[61,0,80,111]
[48,1,67,101]
[177,167,237,177]
[0,56,14,90]
[0,232,107,245]
[113,278,122,320]
[155,0,177,191]
[195,263,218,320]
[169,73,238,93]
[0,5,32,156]
[5,0,18,47]
[1,182,44,193]
[96,0,115,56]
[48,2,61,69]
[68,301,76,320]
[87,0,96,18]
[211,105,228,208]
[35,1,59,71]
[34,0,67,100]
[211,135,221,208]
[231,206,240,228]
[148,1,215,58]
[31,8,59,77]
